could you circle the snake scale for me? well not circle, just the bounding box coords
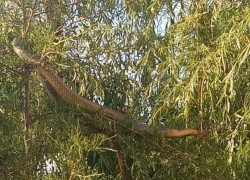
[12,39,206,139]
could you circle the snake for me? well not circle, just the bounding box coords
[12,38,207,139]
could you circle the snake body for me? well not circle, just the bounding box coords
[12,39,206,139]
[38,66,127,122]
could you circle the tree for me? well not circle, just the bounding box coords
[1,0,250,179]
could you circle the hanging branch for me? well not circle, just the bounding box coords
[23,64,31,157]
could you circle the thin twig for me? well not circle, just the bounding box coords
[24,0,38,35]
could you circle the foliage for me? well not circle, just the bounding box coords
[1,0,250,179]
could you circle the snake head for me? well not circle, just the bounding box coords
[196,131,209,141]
[11,38,22,47]
[12,38,40,64]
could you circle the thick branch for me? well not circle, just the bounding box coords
[110,138,132,180]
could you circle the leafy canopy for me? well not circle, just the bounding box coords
[1,0,250,179]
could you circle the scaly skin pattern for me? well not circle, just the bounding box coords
[37,66,127,122]
[12,39,206,139]
[161,128,201,138]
